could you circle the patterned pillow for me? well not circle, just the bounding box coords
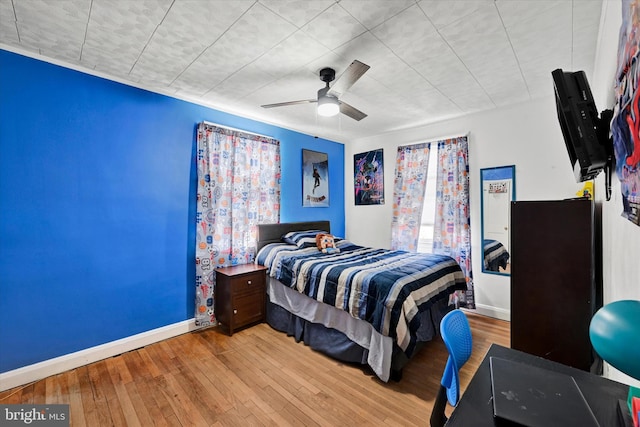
[282,230,329,248]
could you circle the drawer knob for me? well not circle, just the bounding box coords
[247,280,252,284]
[233,309,237,314]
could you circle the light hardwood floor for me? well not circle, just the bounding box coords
[0,312,509,426]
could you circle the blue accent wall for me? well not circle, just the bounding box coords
[0,50,345,373]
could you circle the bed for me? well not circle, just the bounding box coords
[483,239,510,272]
[255,221,467,382]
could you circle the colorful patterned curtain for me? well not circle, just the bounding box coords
[195,122,281,327]
[432,136,474,308]
[391,143,431,251]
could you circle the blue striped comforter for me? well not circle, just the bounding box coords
[256,240,466,356]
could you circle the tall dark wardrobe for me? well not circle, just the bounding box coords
[510,198,602,372]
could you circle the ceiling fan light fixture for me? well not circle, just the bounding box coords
[261,60,369,121]
[317,95,340,117]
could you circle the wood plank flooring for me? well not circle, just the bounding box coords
[0,312,510,426]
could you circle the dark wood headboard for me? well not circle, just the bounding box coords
[257,221,330,252]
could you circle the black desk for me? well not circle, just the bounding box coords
[445,344,630,426]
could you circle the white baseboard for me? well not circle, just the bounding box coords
[0,319,198,392]
[473,304,511,321]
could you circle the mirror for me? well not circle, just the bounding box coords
[481,165,515,275]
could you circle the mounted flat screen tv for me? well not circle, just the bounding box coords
[552,68,611,182]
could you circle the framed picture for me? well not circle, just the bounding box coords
[354,149,384,205]
[302,149,329,207]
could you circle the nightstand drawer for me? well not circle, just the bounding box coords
[231,274,264,297]
[233,292,265,326]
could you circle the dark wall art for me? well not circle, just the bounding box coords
[354,149,384,205]
[302,149,329,207]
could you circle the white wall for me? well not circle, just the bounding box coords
[346,0,640,387]
[591,0,640,387]
[345,95,583,321]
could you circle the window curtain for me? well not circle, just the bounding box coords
[391,143,431,251]
[433,136,474,308]
[195,122,281,327]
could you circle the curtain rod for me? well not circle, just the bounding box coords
[202,121,275,140]
[400,131,470,148]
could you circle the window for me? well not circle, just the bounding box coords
[417,147,438,253]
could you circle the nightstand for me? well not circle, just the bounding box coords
[215,264,268,335]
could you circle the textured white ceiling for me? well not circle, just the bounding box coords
[0,0,603,143]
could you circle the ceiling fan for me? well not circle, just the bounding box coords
[260,60,370,121]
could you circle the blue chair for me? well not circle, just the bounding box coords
[430,309,473,427]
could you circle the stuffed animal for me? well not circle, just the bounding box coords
[316,233,340,254]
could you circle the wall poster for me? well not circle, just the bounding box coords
[302,149,329,207]
[612,0,640,225]
[354,148,384,205]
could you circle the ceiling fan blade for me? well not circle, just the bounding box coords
[328,60,370,97]
[261,99,316,108]
[339,101,367,121]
